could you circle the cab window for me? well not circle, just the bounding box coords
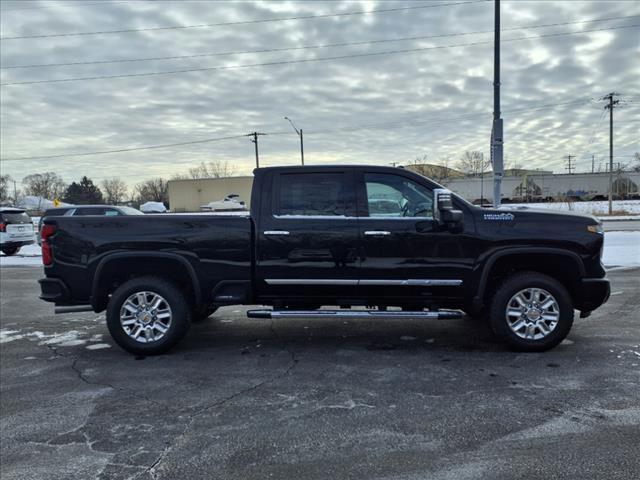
[364,173,433,218]
[75,208,106,216]
[276,173,352,217]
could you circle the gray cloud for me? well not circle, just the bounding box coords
[0,0,638,185]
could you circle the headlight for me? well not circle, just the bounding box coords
[587,224,604,234]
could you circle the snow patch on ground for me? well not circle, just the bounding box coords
[0,327,111,350]
[602,232,640,269]
[506,199,640,217]
[0,244,42,267]
[86,343,111,350]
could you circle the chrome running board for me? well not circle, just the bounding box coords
[246,309,463,320]
[54,305,94,314]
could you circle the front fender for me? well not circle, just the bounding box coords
[471,247,586,312]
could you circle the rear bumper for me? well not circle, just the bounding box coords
[38,278,71,304]
[579,277,611,312]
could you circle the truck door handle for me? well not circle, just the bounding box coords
[264,230,290,236]
[364,230,391,236]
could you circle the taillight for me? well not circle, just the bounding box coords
[41,224,57,266]
[0,221,6,232]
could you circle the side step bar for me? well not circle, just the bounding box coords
[247,309,463,320]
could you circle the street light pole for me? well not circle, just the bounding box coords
[284,116,304,165]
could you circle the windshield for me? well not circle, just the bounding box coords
[118,206,145,215]
[1,212,31,224]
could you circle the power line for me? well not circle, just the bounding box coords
[3,14,636,70]
[0,134,248,162]
[0,1,487,40]
[0,0,135,11]
[302,99,593,135]
[0,98,594,162]
[2,24,637,87]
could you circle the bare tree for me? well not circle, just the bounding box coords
[0,175,15,203]
[456,151,490,177]
[170,173,190,180]
[135,178,169,204]
[22,172,66,199]
[632,152,640,173]
[188,160,237,179]
[406,154,430,176]
[101,178,128,205]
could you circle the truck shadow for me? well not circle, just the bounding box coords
[181,314,504,354]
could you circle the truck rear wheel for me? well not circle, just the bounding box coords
[106,276,191,355]
[488,272,574,352]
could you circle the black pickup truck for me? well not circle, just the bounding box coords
[39,165,610,355]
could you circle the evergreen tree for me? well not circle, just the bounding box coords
[63,176,104,204]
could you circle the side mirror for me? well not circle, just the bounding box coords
[433,188,463,232]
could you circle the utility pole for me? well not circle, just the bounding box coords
[591,154,595,174]
[13,180,17,205]
[248,132,266,169]
[490,0,503,208]
[603,92,620,215]
[565,155,575,174]
[480,159,484,206]
[284,117,304,165]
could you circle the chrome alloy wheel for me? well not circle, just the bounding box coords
[120,291,172,343]
[505,288,560,340]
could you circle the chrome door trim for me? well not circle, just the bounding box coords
[263,230,290,236]
[264,279,462,286]
[265,279,358,286]
[359,279,463,286]
[272,215,355,220]
[364,230,391,236]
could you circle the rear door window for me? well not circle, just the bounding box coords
[275,172,354,217]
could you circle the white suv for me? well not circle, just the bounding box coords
[0,208,35,256]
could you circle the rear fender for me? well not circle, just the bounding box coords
[90,252,201,311]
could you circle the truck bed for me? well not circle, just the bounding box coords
[43,214,253,306]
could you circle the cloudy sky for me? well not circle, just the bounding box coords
[1,0,638,186]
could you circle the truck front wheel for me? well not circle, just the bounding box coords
[489,272,574,352]
[106,276,191,355]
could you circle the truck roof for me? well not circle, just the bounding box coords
[254,164,405,173]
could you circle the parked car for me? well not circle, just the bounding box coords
[0,207,35,255]
[37,205,143,244]
[200,194,247,212]
[38,165,610,355]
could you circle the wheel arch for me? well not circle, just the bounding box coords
[91,252,201,312]
[472,247,585,312]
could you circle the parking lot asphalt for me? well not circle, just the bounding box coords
[1,266,639,480]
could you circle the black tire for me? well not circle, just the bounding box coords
[192,306,218,323]
[106,276,191,355]
[1,246,20,256]
[488,272,574,352]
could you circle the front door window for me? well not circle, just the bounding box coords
[364,173,434,218]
